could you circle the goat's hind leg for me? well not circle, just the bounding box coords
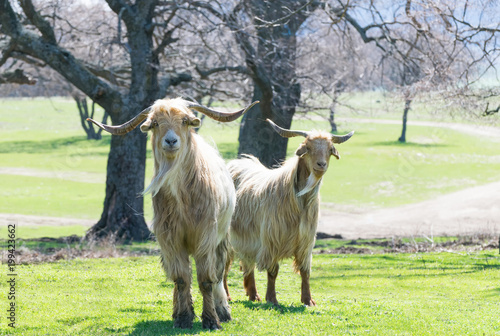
[241,260,261,302]
[265,263,280,306]
[214,237,232,323]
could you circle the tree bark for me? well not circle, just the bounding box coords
[329,102,338,133]
[86,125,150,241]
[238,83,300,167]
[398,99,412,143]
[235,0,310,167]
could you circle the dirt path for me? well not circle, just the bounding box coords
[0,167,104,183]
[0,213,95,227]
[319,180,500,239]
[340,117,500,139]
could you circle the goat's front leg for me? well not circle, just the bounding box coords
[300,269,316,306]
[265,263,280,306]
[167,252,195,328]
[195,253,221,330]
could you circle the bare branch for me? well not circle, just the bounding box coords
[0,69,36,85]
[195,64,249,79]
[19,0,57,43]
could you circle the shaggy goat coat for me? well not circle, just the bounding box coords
[228,154,320,275]
[146,99,236,328]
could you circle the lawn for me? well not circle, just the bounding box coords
[0,251,498,335]
[1,97,500,219]
[1,97,499,335]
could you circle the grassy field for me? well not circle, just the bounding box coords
[1,97,499,335]
[0,251,498,335]
[1,97,500,220]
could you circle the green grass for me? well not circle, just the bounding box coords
[0,252,498,335]
[1,97,500,218]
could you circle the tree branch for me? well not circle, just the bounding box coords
[195,64,249,79]
[483,102,500,116]
[0,0,123,113]
[0,69,36,85]
[19,0,57,44]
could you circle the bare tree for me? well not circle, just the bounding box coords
[188,0,322,167]
[0,0,192,241]
[325,0,500,137]
[73,95,109,140]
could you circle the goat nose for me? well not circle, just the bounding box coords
[165,138,178,146]
[317,161,327,168]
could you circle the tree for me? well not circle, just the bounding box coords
[323,0,500,142]
[190,0,321,167]
[0,0,191,241]
[191,0,499,164]
[73,95,109,140]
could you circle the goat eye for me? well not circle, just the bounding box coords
[182,118,188,125]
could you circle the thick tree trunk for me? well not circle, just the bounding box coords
[398,99,412,143]
[238,83,300,167]
[236,0,308,167]
[86,125,150,242]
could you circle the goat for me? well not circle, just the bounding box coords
[225,119,353,306]
[88,98,258,329]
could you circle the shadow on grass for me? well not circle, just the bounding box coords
[371,140,452,148]
[0,135,110,154]
[130,320,204,336]
[234,300,307,314]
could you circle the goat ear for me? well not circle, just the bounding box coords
[295,143,307,157]
[189,117,201,127]
[331,145,340,160]
[140,119,153,133]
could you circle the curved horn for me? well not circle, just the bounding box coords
[266,119,309,138]
[186,100,259,122]
[87,107,151,135]
[331,131,355,144]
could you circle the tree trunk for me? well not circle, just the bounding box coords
[236,0,309,167]
[329,103,337,133]
[86,124,150,242]
[238,83,300,167]
[398,99,412,143]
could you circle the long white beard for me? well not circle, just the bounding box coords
[296,173,321,197]
[143,158,172,197]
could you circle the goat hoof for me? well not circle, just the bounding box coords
[303,298,317,307]
[173,313,194,329]
[248,293,261,302]
[266,297,280,307]
[216,306,232,323]
[202,317,221,330]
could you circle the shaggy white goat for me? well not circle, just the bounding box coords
[225,119,353,306]
[89,98,258,329]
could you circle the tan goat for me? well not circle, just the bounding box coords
[88,98,258,329]
[225,119,353,306]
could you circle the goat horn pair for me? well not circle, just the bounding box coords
[87,100,259,136]
[266,119,354,144]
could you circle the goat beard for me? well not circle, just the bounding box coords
[143,153,174,197]
[296,173,321,197]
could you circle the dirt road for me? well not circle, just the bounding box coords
[319,180,500,239]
